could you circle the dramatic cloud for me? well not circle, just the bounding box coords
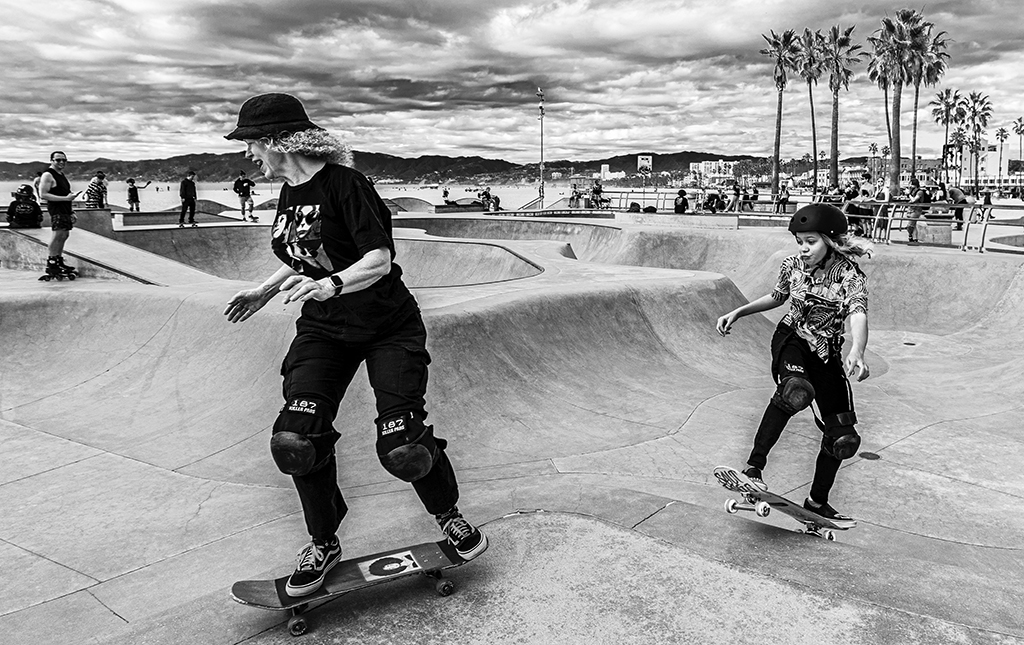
[3,0,1023,163]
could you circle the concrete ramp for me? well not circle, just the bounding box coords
[1,215,1022,645]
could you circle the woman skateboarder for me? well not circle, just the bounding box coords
[715,203,872,522]
[222,93,486,597]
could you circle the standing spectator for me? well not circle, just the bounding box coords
[84,171,108,208]
[673,190,689,214]
[32,171,43,202]
[906,177,930,244]
[7,184,43,228]
[37,151,82,278]
[948,185,969,230]
[233,170,258,221]
[727,183,741,212]
[179,170,198,227]
[751,185,760,209]
[126,178,152,212]
[591,180,607,208]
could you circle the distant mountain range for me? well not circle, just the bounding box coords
[0,150,761,184]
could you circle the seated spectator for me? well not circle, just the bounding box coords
[673,190,689,214]
[642,205,657,213]
[628,202,642,212]
[6,184,43,228]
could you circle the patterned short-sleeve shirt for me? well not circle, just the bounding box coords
[771,252,868,360]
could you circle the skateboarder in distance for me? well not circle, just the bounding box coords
[715,204,873,522]
[221,93,486,598]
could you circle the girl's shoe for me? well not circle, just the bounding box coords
[803,497,852,522]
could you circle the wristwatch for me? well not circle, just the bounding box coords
[328,274,344,297]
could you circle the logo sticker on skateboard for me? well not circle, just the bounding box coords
[358,550,423,582]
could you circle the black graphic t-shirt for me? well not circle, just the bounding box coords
[272,164,417,340]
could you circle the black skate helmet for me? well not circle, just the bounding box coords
[788,203,848,236]
[12,184,33,198]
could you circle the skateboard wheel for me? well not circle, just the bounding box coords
[724,499,739,514]
[436,579,455,596]
[754,501,771,518]
[288,616,307,637]
[823,530,836,541]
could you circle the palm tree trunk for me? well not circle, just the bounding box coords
[890,81,903,194]
[772,89,783,197]
[808,81,818,196]
[942,118,950,185]
[910,83,921,179]
[883,86,892,151]
[830,87,840,187]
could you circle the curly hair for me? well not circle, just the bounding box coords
[266,129,352,166]
[823,232,874,259]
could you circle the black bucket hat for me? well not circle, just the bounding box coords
[225,93,322,140]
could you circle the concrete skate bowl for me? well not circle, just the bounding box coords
[396,215,1024,334]
[3,213,1024,644]
[107,224,542,287]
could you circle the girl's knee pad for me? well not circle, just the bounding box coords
[772,376,815,415]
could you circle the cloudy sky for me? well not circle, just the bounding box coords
[4,0,1023,165]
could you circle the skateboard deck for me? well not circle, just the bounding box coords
[713,466,856,540]
[232,539,466,636]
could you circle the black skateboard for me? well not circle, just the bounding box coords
[714,466,856,540]
[231,539,467,636]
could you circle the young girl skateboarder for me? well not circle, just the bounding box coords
[716,203,872,521]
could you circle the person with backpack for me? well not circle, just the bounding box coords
[715,204,872,522]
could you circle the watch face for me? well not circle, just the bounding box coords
[330,275,344,292]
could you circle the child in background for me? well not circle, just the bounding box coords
[7,184,43,228]
[126,178,152,212]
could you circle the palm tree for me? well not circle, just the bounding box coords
[996,127,1009,185]
[866,51,893,150]
[881,145,891,179]
[949,127,968,185]
[869,142,878,178]
[760,29,800,198]
[795,28,826,196]
[870,9,931,194]
[1013,117,1024,179]
[908,30,949,178]
[962,91,993,193]
[823,25,866,188]
[930,88,964,184]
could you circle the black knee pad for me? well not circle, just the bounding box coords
[772,376,815,415]
[820,411,861,460]
[271,397,339,476]
[376,412,438,483]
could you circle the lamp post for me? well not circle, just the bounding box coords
[537,87,545,209]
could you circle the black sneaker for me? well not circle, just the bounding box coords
[285,538,342,597]
[803,498,852,522]
[436,507,488,560]
[741,467,768,492]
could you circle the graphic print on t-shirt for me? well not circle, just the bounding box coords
[272,204,335,275]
